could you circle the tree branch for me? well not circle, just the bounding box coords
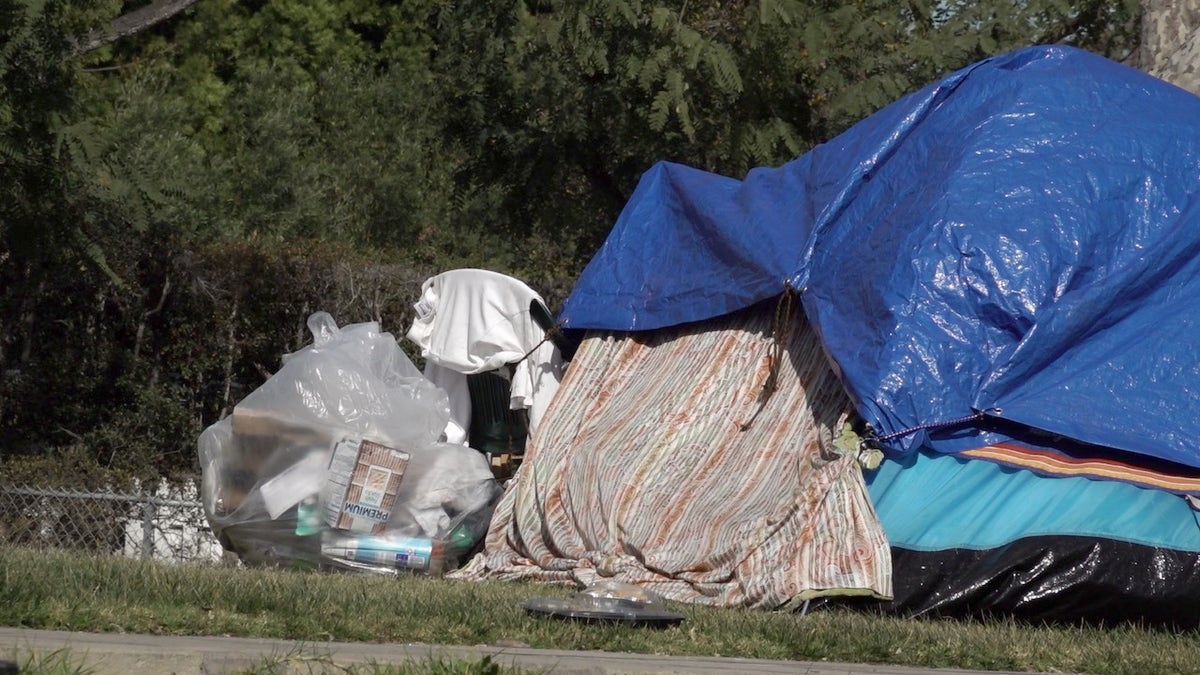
[72,0,200,56]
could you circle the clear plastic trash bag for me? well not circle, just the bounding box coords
[198,312,501,573]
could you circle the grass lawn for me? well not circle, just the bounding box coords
[2,546,1200,674]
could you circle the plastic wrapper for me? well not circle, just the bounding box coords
[520,581,686,627]
[198,311,501,573]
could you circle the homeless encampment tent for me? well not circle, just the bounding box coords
[456,299,894,607]
[455,299,894,607]
[457,44,1200,625]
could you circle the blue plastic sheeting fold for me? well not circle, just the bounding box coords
[866,451,1200,553]
[557,162,806,331]
[560,45,1200,469]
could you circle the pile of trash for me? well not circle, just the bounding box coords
[198,311,501,574]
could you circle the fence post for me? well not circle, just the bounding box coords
[141,499,156,559]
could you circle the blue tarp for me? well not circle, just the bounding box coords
[560,45,1200,470]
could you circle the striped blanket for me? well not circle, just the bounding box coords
[452,304,892,608]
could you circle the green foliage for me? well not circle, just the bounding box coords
[0,0,1145,481]
[430,1,753,261]
[79,0,464,254]
[428,0,1141,265]
[0,0,161,284]
[1,230,446,483]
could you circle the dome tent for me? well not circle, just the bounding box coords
[465,45,1200,625]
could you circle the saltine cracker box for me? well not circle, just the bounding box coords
[321,438,411,534]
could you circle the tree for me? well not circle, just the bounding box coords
[1138,0,1200,94]
[427,0,1142,267]
[0,0,468,483]
[0,0,1151,484]
[83,0,462,250]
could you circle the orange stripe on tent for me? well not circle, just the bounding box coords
[961,444,1200,494]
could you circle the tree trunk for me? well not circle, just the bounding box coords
[73,0,201,56]
[219,298,240,419]
[1139,0,1200,94]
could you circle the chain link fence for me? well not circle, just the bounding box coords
[0,482,225,564]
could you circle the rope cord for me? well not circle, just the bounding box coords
[761,282,797,400]
[514,322,563,366]
[869,407,1002,445]
[739,283,799,431]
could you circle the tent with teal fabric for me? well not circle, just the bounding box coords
[556,44,1200,624]
[861,449,1200,624]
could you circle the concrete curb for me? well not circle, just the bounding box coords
[0,627,1046,675]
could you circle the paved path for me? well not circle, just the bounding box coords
[0,627,1057,675]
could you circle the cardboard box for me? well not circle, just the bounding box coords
[321,438,411,534]
[229,406,333,477]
